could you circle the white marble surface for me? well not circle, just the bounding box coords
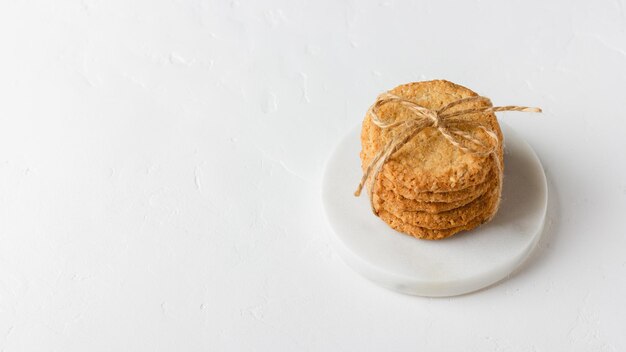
[0,0,625,350]
[323,124,548,297]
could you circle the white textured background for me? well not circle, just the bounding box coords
[1,0,625,351]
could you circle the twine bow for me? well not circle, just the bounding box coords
[354,92,541,215]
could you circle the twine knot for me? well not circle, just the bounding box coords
[355,91,541,215]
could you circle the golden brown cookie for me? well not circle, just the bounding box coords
[377,202,497,240]
[360,80,504,193]
[374,166,498,213]
[378,162,496,202]
[374,186,485,214]
[380,185,499,230]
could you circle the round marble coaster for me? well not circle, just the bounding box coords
[322,123,548,297]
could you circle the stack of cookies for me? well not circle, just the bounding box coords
[358,80,504,240]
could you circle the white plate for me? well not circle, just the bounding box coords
[322,123,548,297]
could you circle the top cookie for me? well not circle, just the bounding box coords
[360,80,504,192]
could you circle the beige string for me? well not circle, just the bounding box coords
[354,92,541,215]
